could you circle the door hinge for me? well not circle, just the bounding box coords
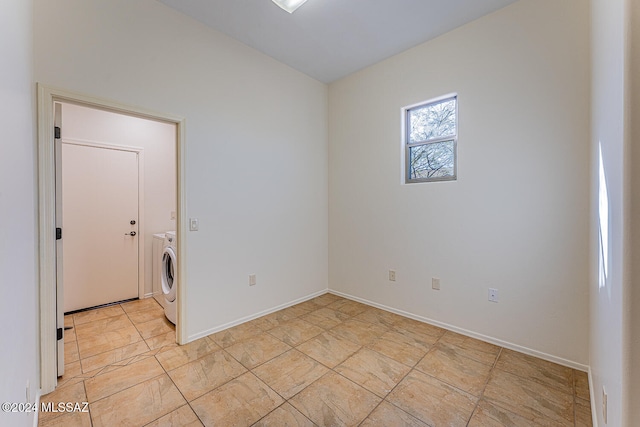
[56,328,63,341]
[56,228,62,240]
[54,126,61,139]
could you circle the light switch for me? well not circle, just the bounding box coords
[189,218,199,231]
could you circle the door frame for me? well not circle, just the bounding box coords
[37,84,187,394]
[61,137,146,303]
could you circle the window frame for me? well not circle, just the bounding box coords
[403,94,458,184]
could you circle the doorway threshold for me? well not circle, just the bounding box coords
[64,297,139,316]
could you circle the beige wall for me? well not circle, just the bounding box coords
[0,0,38,425]
[60,102,177,299]
[34,0,329,340]
[329,0,590,366]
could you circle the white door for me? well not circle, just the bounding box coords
[62,142,139,312]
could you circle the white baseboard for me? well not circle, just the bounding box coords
[184,287,589,372]
[328,290,589,372]
[186,289,328,342]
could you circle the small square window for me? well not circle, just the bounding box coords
[405,95,457,183]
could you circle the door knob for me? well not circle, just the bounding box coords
[125,231,137,236]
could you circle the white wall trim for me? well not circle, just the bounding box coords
[38,86,59,395]
[61,138,147,301]
[187,289,328,342]
[37,83,187,394]
[32,390,41,427]
[588,366,598,427]
[329,289,590,372]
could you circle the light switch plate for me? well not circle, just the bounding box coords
[189,218,199,231]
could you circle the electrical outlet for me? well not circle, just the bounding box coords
[603,387,608,423]
[432,277,440,290]
[249,274,256,286]
[488,288,499,302]
[389,270,396,281]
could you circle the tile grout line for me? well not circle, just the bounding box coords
[321,306,453,425]
[91,299,310,425]
[248,304,377,425]
[250,400,316,427]
[254,344,317,427]
[58,301,169,427]
[85,370,168,405]
[122,303,175,344]
[491,348,577,396]
[239,328,324,427]
[364,329,444,427]
[365,327,447,426]
[490,364,578,400]
[481,347,578,426]
[152,348,206,427]
[465,346,504,426]
[74,303,148,362]
[76,300,158,376]
[83,379,95,427]
[54,302,194,426]
[71,305,125,327]
[93,372,169,426]
[402,331,478,422]
[175,347,248,403]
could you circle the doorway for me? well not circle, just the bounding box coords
[38,85,187,394]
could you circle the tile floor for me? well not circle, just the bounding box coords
[39,294,593,427]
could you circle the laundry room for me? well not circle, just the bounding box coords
[58,102,178,325]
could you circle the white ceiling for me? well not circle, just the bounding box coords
[157,0,520,83]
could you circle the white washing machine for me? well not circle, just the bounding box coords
[152,233,166,308]
[161,231,177,324]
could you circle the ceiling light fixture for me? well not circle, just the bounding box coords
[272,0,308,13]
